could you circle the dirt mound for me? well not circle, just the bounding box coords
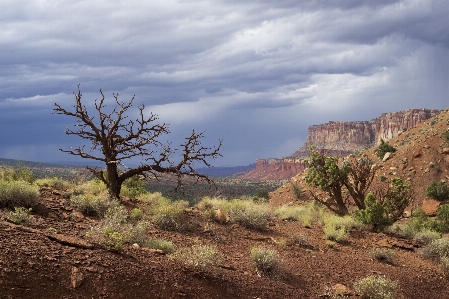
[270,108,449,210]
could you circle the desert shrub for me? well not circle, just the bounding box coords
[35,177,72,189]
[376,139,396,159]
[380,178,413,221]
[86,206,150,252]
[171,242,223,271]
[322,215,358,243]
[385,224,415,239]
[425,180,449,202]
[137,192,171,207]
[442,131,449,144]
[353,194,393,231]
[0,180,40,208]
[73,179,107,196]
[120,175,148,199]
[379,175,387,182]
[437,205,449,233]
[0,165,35,184]
[250,246,282,277]
[370,248,396,265]
[6,207,32,224]
[353,275,397,299]
[291,183,302,200]
[422,238,449,261]
[70,193,120,217]
[253,187,269,203]
[130,208,144,221]
[275,205,305,221]
[152,203,186,231]
[226,199,272,230]
[144,238,175,254]
[414,229,441,245]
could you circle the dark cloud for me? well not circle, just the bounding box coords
[0,0,448,166]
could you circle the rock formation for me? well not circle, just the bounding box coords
[242,108,440,180]
[293,108,440,157]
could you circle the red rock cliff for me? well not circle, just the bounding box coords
[242,108,440,180]
[292,108,440,157]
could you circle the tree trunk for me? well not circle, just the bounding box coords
[106,164,121,200]
[332,186,349,215]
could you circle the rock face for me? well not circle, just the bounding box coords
[243,158,308,180]
[242,108,440,180]
[293,108,440,157]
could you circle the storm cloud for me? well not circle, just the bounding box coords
[0,0,448,166]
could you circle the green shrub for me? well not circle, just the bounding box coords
[376,139,396,159]
[437,205,449,232]
[70,193,120,217]
[137,192,171,207]
[322,215,358,243]
[0,180,40,208]
[171,243,223,271]
[353,193,393,231]
[385,224,415,239]
[152,203,186,231]
[253,188,269,203]
[370,248,395,265]
[121,175,148,199]
[35,177,72,189]
[381,178,413,221]
[6,207,32,224]
[291,183,302,200]
[414,229,441,245]
[442,131,449,144]
[354,275,397,299]
[144,238,175,254]
[73,179,107,196]
[130,208,144,221]
[422,238,449,261]
[250,246,282,277]
[425,180,449,202]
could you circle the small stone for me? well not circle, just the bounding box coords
[132,243,140,250]
[382,152,392,162]
[213,209,229,225]
[442,148,449,155]
[71,267,84,288]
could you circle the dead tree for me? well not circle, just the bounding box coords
[54,85,222,199]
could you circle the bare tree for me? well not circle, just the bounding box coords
[54,85,222,199]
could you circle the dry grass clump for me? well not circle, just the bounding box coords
[6,207,32,224]
[413,229,441,245]
[151,201,189,231]
[370,248,396,265]
[353,275,397,299]
[86,206,150,252]
[144,238,175,254]
[170,242,223,271]
[197,197,273,230]
[70,193,120,217]
[250,246,282,278]
[322,214,359,243]
[0,180,40,208]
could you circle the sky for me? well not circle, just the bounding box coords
[0,0,448,167]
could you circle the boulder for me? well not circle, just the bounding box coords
[422,199,441,216]
[214,209,229,224]
[382,152,392,162]
[70,267,84,288]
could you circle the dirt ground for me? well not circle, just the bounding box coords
[1,185,449,299]
[1,109,449,299]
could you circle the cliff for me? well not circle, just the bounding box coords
[241,108,441,180]
[292,108,441,157]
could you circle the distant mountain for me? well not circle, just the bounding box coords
[196,164,256,177]
[0,158,65,168]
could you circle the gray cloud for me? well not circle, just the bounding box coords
[0,0,448,166]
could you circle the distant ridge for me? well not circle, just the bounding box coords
[196,164,256,177]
